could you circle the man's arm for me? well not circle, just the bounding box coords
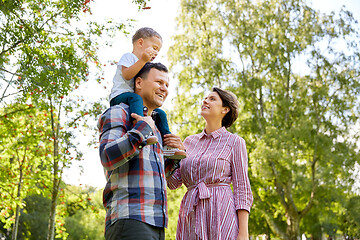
[98,106,154,171]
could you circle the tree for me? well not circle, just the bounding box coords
[0,0,149,238]
[0,104,53,240]
[20,194,52,240]
[63,185,105,240]
[166,186,187,239]
[339,195,360,239]
[168,0,360,239]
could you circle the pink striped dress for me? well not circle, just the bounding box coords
[167,127,253,240]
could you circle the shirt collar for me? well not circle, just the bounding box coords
[200,127,226,139]
[143,106,149,116]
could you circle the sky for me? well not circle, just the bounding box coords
[62,0,360,189]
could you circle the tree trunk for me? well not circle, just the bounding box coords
[11,205,20,240]
[46,101,61,240]
[46,144,60,240]
[46,177,59,240]
[12,156,23,240]
[286,214,301,240]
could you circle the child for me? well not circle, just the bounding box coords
[109,27,186,160]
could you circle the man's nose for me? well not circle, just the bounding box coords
[160,83,168,92]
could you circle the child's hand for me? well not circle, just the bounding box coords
[142,47,157,62]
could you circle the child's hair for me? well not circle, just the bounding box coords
[132,27,162,43]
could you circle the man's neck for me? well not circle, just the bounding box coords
[144,105,154,116]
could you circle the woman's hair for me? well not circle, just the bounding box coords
[212,87,239,128]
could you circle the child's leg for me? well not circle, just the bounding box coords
[110,92,144,117]
[111,92,157,145]
[153,108,171,136]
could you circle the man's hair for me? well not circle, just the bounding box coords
[132,27,162,43]
[212,87,239,128]
[134,62,168,82]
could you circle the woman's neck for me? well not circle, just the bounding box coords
[204,121,222,134]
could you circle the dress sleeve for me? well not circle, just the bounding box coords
[166,168,182,189]
[231,136,253,212]
[167,135,191,189]
[97,106,153,171]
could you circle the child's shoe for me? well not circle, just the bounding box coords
[146,136,158,145]
[163,145,186,159]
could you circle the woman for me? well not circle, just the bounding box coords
[167,87,253,240]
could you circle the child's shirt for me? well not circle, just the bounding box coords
[109,53,138,101]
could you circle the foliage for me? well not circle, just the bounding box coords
[21,194,52,240]
[63,185,105,240]
[339,195,360,239]
[9,185,105,240]
[0,104,53,234]
[0,0,146,238]
[166,186,187,240]
[168,0,360,239]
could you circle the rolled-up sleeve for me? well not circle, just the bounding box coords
[167,168,182,189]
[98,106,153,171]
[231,137,253,212]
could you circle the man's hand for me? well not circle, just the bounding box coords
[131,113,156,131]
[163,134,185,150]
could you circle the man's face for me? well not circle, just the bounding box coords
[138,68,169,111]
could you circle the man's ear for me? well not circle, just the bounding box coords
[134,77,143,91]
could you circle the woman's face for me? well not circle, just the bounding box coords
[201,91,228,120]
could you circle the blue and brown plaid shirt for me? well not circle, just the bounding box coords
[98,104,178,232]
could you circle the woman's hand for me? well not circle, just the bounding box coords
[163,134,185,150]
[236,232,249,240]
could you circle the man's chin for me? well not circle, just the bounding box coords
[156,102,164,108]
[154,99,165,107]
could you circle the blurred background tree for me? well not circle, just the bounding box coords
[1,0,360,239]
[167,0,360,239]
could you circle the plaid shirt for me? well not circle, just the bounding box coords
[98,104,178,231]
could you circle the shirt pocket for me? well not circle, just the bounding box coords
[217,145,232,163]
[210,146,232,178]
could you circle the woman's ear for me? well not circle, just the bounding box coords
[222,107,230,114]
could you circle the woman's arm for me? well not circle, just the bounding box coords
[236,209,249,240]
[166,168,182,189]
[231,136,253,239]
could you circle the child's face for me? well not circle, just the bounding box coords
[141,36,162,61]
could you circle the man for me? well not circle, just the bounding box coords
[98,62,184,240]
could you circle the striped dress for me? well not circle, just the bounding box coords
[167,127,253,240]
